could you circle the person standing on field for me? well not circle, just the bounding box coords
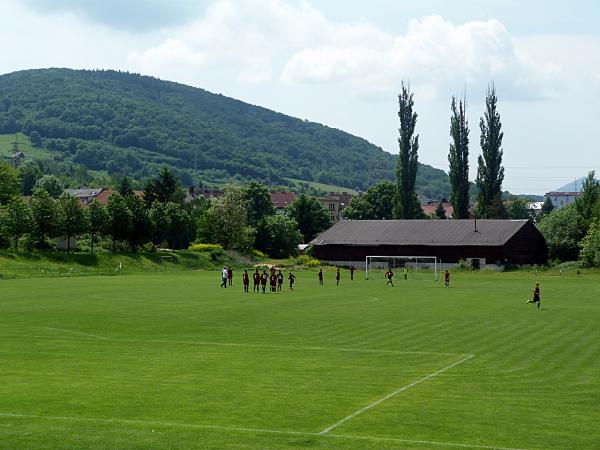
[242,270,250,293]
[444,270,450,288]
[403,267,408,281]
[527,282,541,309]
[318,269,324,286]
[349,265,355,281]
[277,270,284,291]
[288,272,296,290]
[269,271,277,292]
[260,270,268,293]
[253,269,260,293]
[336,268,341,286]
[221,267,228,288]
[227,267,233,286]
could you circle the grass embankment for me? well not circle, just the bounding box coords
[0,250,238,279]
[0,269,599,448]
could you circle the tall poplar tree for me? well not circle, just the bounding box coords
[448,96,470,218]
[476,85,506,218]
[395,82,421,219]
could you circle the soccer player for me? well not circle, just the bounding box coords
[336,268,341,286]
[318,269,324,286]
[242,270,250,293]
[288,272,296,290]
[277,270,284,291]
[260,270,268,293]
[385,268,394,286]
[270,272,277,292]
[349,265,355,281]
[444,270,450,288]
[227,267,233,286]
[527,282,541,309]
[253,269,260,293]
[403,267,408,281]
[221,266,228,288]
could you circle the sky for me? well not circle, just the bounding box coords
[1,0,599,195]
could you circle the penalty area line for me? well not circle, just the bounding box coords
[318,354,475,435]
[0,412,527,450]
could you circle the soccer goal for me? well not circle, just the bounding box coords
[365,256,438,281]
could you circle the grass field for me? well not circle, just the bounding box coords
[1,268,599,449]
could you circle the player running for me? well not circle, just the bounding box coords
[385,268,394,287]
[444,270,450,288]
[527,282,541,309]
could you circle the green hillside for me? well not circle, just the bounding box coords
[0,68,450,197]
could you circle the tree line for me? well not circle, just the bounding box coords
[344,83,507,220]
[0,163,332,258]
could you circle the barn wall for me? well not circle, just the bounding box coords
[503,222,548,264]
[312,245,505,264]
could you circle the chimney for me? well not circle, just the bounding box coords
[474,217,478,232]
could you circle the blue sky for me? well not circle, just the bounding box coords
[2,0,599,195]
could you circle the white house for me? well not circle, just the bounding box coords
[544,191,580,210]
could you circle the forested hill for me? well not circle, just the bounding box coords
[0,68,450,196]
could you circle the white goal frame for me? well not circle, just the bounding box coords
[365,255,438,281]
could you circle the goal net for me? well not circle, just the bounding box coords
[365,256,438,281]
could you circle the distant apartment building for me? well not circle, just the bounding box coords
[544,191,580,210]
[317,192,353,223]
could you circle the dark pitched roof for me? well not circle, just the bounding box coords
[310,219,533,247]
[270,191,296,209]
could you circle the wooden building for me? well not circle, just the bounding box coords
[310,219,548,269]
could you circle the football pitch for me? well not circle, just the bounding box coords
[0,269,599,449]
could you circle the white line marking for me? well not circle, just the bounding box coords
[319,354,475,435]
[0,412,527,450]
[35,326,107,340]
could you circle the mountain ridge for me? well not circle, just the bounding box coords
[0,68,450,197]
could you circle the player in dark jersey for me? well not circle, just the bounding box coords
[277,270,284,291]
[270,272,277,292]
[260,270,268,293]
[336,268,341,286]
[288,272,296,290]
[253,269,260,293]
[527,282,541,309]
[385,268,394,286]
[227,267,233,286]
[444,270,450,288]
[349,265,355,281]
[242,270,250,293]
[318,269,323,286]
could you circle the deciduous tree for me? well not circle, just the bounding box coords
[86,199,109,254]
[58,193,88,253]
[395,82,421,219]
[286,193,331,242]
[448,96,470,218]
[476,85,505,219]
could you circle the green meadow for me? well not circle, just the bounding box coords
[0,268,599,449]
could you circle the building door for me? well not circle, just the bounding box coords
[471,258,480,270]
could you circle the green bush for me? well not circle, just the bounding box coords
[454,259,470,270]
[252,249,267,258]
[189,243,224,252]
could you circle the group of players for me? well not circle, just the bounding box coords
[221,267,296,293]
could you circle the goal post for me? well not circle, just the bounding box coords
[365,256,438,281]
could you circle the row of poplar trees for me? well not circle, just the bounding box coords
[396,82,505,219]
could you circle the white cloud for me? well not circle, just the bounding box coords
[129,1,556,100]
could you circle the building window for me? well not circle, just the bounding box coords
[329,203,335,211]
